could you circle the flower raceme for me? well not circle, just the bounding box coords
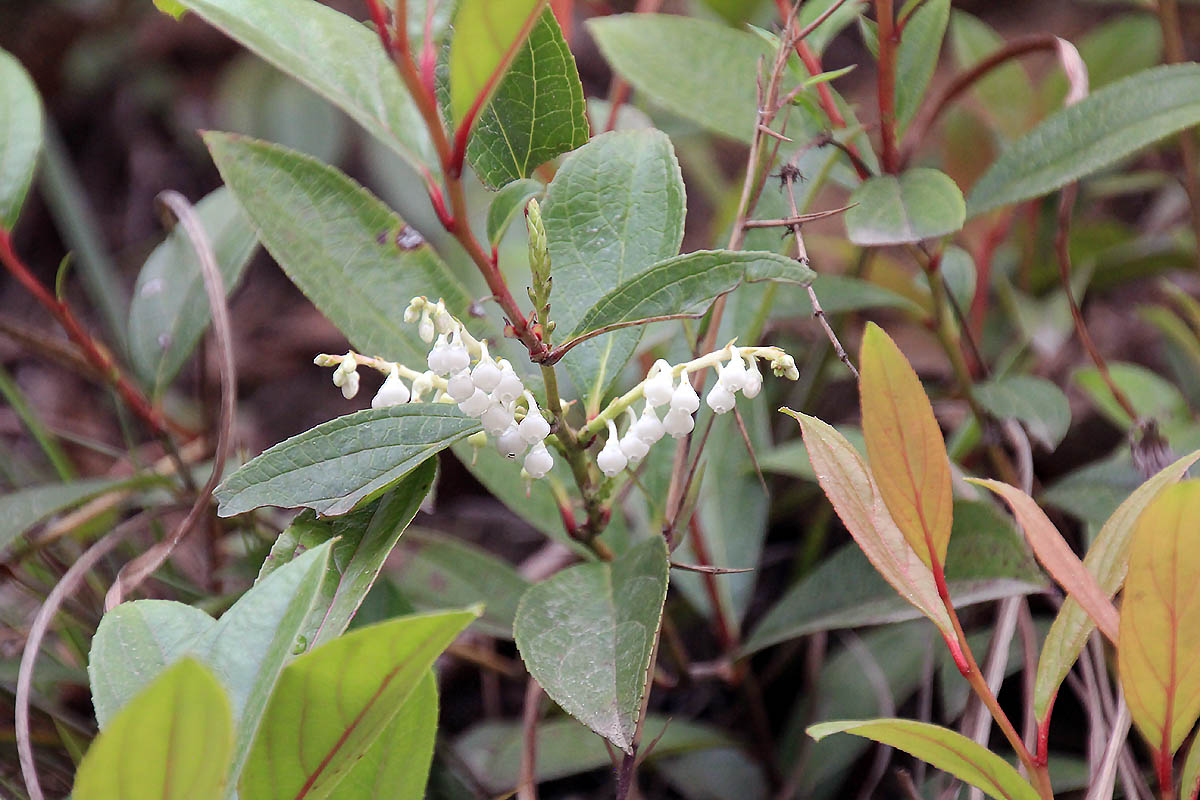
[315,297,798,483]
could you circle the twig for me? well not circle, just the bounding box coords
[670,561,753,574]
[960,597,1021,800]
[517,677,542,800]
[544,313,706,364]
[1085,695,1131,800]
[1156,0,1200,272]
[741,204,856,228]
[873,0,899,173]
[104,192,237,608]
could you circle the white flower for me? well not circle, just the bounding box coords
[446,369,476,403]
[663,407,695,438]
[481,401,515,436]
[670,372,700,413]
[458,388,490,417]
[524,441,554,478]
[706,382,736,414]
[496,423,527,459]
[417,312,435,342]
[633,402,665,444]
[597,420,628,477]
[643,360,674,407]
[427,333,452,374]
[742,357,763,398]
[410,371,436,402]
[332,354,360,399]
[619,408,651,462]
[518,392,551,444]
[471,343,502,392]
[372,368,410,407]
[492,361,525,405]
[338,370,360,399]
[443,330,471,374]
[718,349,748,393]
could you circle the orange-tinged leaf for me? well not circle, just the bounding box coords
[859,322,953,568]
[783,410,957,646]
[1119,480,1200,759]
[971,479,1118,642]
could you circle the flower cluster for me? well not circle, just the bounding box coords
[315,298,556,480]
[591,345,797,477]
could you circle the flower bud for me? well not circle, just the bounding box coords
[458,388,490,417]
[339,370,360,399]
[663,407,695,438]
[446,369,476,403]
[518,392,552,444]
[372,368,411,407]
[492,362,525,405]
[427,333,451,374]
[742,358,763,398]
[444,330,471,374]
[524,441,554,479]
[471,343,502,392]
[417,310,435,342]
[496,423,527,459]
[633,402,665,443]
[643,360,674,407]
[718,349,748,393]
[597,420,628,477]
[481,401,515,436]
[705,382,736,414]
[670,372,700,413]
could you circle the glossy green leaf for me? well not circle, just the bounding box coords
[0,475,162,553]
[975,375,1072,450]
[205,133,473,363]
[1119,480,1200,756]
[176,0,436,171]
[0,49,43,229]
[514,536,669,753]
[337,671,437,800]
[968,63,1200,217]
[392,528,531,639]
[741,500,1044,654]
[256,461,436,649]
[128,186,259,395]
[74,659,234,800]
[448,0,547,126]
[88,601,216,728]
[486,178,542,246]
[467,10,588,188]
[588,14,771,143]
[1074,361,1188,429]
[949,11,1034,138]
[807,719,1039,800]
[894,0,949,132]
[542,130,685,407]
[845,168,965,246]
[215,405,479,517]
[455,715,729,793]
[240,608,477,800]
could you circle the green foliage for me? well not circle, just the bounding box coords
[845,168,966,245]
[448,0,547,127]
[0,48,43,229]
[893,0,949,132]
[0,475,163,552]
[486,178,542,245]
[974,374,1072,450]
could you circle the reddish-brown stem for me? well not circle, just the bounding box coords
[365,0,395,57]
[0,230,183,438]
[874,0,899,173]
[1158,748,1176,800]
[1035,701,1054,766]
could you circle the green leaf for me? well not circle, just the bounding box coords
[153,0,189,18]
[797,0,868,56]
[968,63,1200,217]
[571,249,816,342]
[337,671,438,800]
[741,500,1045,655]
[806,275,922,316]
[256,461,436,649]
[216,406,479,517]
[486,178,542,246]
[587,14,771,143]
[239,608,476,800]
[0,49,42,230]
[205,133,472,363]
[128,186,259,395]
[0,475,162,552]
[74,659,234,800]
[175,0,437,172]
[514,536,669,753]
[392,529,531,639]
[467,10,588,189]
[1074,361,1188,429]
[88,600,216,728]
[448,0,547,127]
[1034,448,1200,721]
[542,130,685,407]
[894,0,949,132]
[806,719,1040,800]
[455,715,729,793]
[975,375,1072,450]
[845,168,965,246]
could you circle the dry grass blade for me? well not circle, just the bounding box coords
[104,190,238,609]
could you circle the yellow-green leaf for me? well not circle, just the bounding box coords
[1119,479,1200,758]
[858,322,953,568]
[807,719,1039,800]
[448,0,548,127]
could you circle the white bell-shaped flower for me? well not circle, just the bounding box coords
[417,311,436,342]
[446,369,476,403]
[643,360,674,407]
[332,356,360,399]
[458,387,490,417]
[619,408,651,462]
[427,333,452,374]
[471,343,502,392]
[663,407,695,438]
[492,361,525,405]
[718,349,749,393]
[596,420,628,477]
[706,382,736,414]
[338,370,360,399]
[518,392,551,444]
[481,401,515,436]
[742,358,763,398]
[444,330,471,374]
[372,368,410,407]
[670,372,701,413]
[524,441,554,478]
[633,402,665,444]
[495,423,527,459]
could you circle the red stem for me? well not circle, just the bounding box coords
[1035,696,1055,766]
[874,0,899,173]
